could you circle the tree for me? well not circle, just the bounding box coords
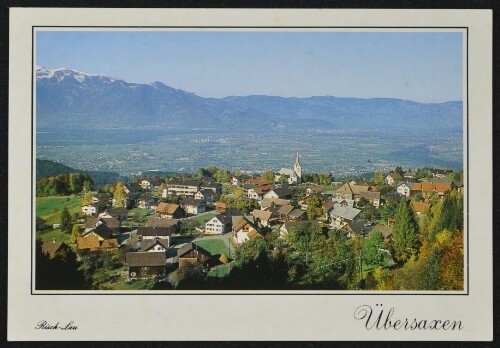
[192,167,210,179]
[82,192,94,206]
[262,170,275,182]
[175,262,207,289]
[305,195,325,220]
[35,242,87,290]
[392,199,419,262]
[374,171,384,185]
[71,224,82,242]
[113,182,127,207]
[83,180,93,192]
[363,232,385,266]
[60,205,72,233]
[394,166,404,176]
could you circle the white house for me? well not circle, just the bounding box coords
[205,214,231,235]
[232,216,262,245]
[140,239,169,253]
[396,182,414,197]
[329,205,361,227]
[180,198,206,215]
[385,172,402,185]
[81,204,97,216]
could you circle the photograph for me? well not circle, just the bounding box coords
[33,29,466,292]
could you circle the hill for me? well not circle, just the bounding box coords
[36,159,126,187]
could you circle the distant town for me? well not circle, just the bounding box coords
[36,153,464,291]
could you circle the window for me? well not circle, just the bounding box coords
[130,271,136,277]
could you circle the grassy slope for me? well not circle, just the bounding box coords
[36,195,82,225]
[36,195,82,245]
[194,239,229,256]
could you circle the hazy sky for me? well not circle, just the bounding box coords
[36,30,463,103]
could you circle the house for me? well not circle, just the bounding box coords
[368,224,393,242]
[411,182,455,198]
[81,199,108,216]
[385,172,403,185]
[247,187,272,200]
[141,238,169,252]
[329,205,361,227]
[156,202,184,219]
[100,238,120,251]
[232,216,262,245]
[164,179,202,197]
[411,201,431,216]
[140,178,162,190]
[93,192,113,203]
[194,189,217,205]
[259,198,291,210]
[403,171,415,179]
[126,252,166,280]
[77,235,100,251]
[137,227,174,241]
[180,198,206,215]
[177,243,212,268]
[306,185,324,195]
[200,182,222,194]
[145,218,180,231]
[336,183,354,200]
[230,175,250,186]
[396,182,414,197]
[358,191,381,207]
[204,214,233,235]
[85,216,121,234]
[247,176,273,186]
[251,209,274,227]
[41,239,66,258]
[84,223,117,241]
[101,207,129,221]
[123,183,141,194]
[277,204,295,221]
[136,194,158,209]
[263,187,293,200]
[432,169,451,178]
[288,208,306,221]
[332,198,355,207]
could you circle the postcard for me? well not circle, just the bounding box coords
[8,8,492,341]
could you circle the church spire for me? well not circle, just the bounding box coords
[295,152,300,165]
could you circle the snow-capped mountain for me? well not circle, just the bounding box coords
[36,65,119,83]
[35,65,462,131]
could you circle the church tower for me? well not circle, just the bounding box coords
[293,152,302,181]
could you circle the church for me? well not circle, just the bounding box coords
[276,153,302,185]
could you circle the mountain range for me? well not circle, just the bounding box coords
[36,65,463,132]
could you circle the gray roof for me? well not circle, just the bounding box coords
[397,181,415,189]
[181,197,205,207]
[137,227,174,237]
[359,191,381,200]
[167,179,201,187]
[126,252,166,267]
[289,209,306,218]
[141,239,169,251]
[330,205,361,221]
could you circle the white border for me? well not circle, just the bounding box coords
[9,8,492,341]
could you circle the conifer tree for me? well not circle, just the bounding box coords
[392,199,419,262]
[60,205,72,233]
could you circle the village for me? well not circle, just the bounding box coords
[36,153,464,290]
